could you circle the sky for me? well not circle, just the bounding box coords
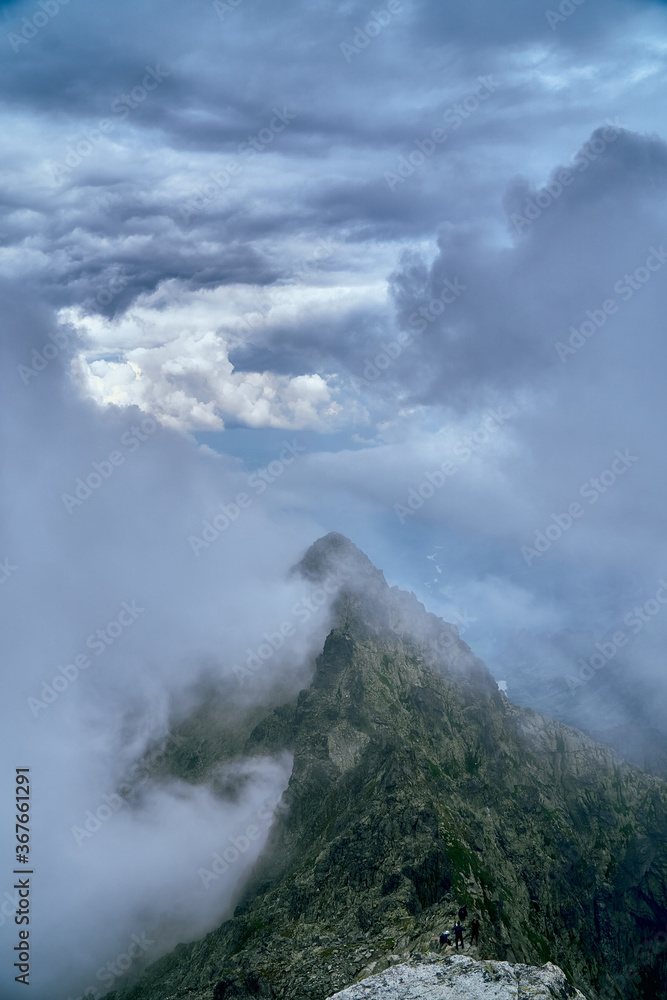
[3,0,667,995]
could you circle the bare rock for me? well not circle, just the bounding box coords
[326,956,588,1000]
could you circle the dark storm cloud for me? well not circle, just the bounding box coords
[1,0,664,321]
[245,126,667,411]
[381,127,667,407]
[0,0,652,122]
[1,168,283,314]
[229,298,395,377]
[306,175,447,238]
[411,0,640,48]
[51,230,274,318]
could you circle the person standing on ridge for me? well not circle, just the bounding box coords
[470,915,480,946]
[454,921,464,950]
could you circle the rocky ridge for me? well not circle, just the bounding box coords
[326,955,588,999]
[105,534,667,1000]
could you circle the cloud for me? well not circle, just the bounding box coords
[0,279,340,998]
[74,327,341,431]
[384,127,667,406]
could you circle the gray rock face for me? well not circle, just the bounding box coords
[326,956,588,1000]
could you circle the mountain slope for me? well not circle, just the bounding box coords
[107,534,667,1000]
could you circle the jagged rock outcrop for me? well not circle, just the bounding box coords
[106,534,667,1000]
[326,955,588,999]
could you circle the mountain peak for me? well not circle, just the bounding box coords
[294,532,383,585]
[293,533,497,701]
[105,534,667,1000]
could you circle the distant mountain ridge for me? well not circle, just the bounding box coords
[107,533,667,1000]
[495,628,667,780]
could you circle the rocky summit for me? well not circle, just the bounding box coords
[106,534,667,1000]
[326,955,588,999]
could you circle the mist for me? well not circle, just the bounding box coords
[0,282,343,999]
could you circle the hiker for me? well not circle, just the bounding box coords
[470,916,480,945]
[454,921,464,950]
[439,930,451,948]
[458,905,468,921]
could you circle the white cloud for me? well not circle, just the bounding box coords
[70,326,342,431]
[57,266,391,431]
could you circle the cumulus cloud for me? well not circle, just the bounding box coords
[75,328,341,431]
